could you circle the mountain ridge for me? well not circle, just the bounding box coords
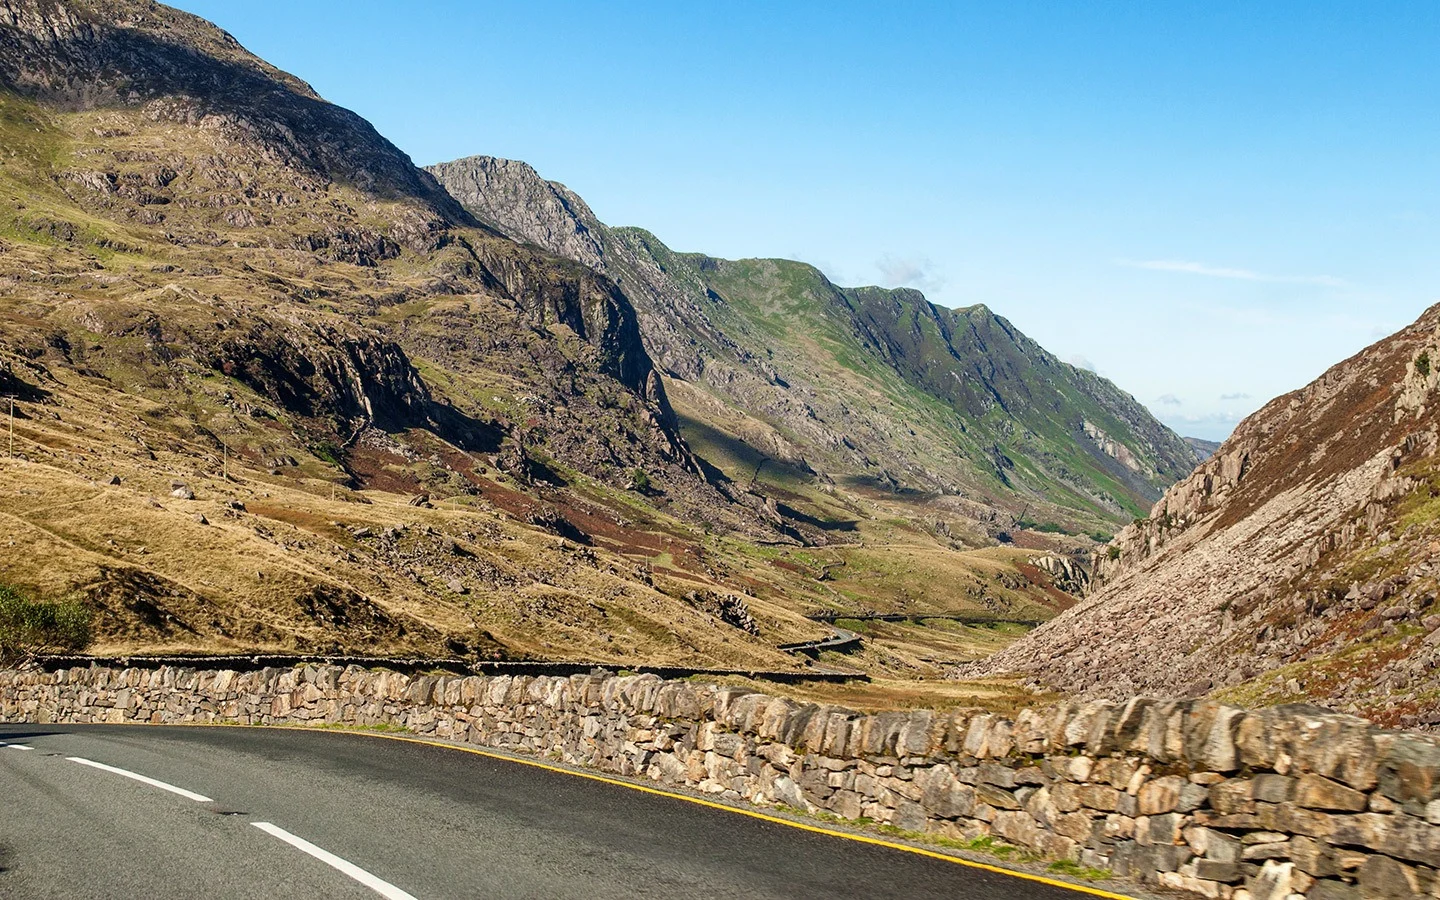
[979,302,1440,729]
[428,154,1201,533]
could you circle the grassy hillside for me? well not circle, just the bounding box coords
[0,2,1079,700]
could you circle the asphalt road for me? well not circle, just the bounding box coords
[0,723,1123,900]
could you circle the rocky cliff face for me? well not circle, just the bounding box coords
[429,155,1199,530]
[981,304,1440,728]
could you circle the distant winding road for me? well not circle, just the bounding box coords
[0,724,1131,899]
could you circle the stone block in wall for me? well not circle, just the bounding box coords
[1251,773,1296,804]
[1050,780,1087,813]
[919,765,977,819]
[1108,697,1152,753]
[1138,775,1190,814]
[1244,859,1294,900]
[1209,777,1256,815]
[898,709,935,757]
[977,761,1017,788]
[758,698,800,741]
[1296,773,1370,811]
[1183,701,1244,772]
[1138,842,1191,876]
[1103,812,1136,841]
[830,789,862,819]
[1081,701,1121,753]
[1060,701,1109,748]
[1288,834,1341,878]
[1266,705,1383,790]
[892,799,926,832]
[1135,813,1186,847]
[990,809,1042,848]
[1053,811,1095,842]
[1011,706,1048,754]
[1076,783,1121,812]
[963,714,1014,759]
[975,783,1021,810]
[1187,826,1241,862]
[819,711,855,759]
[1376,813,1440,868]
[1307,879,1361,900]
[1378,735,1440,805]
[1192,858,1242,883]
[855,710,906,757]
[1091,757,1139,789]
[1240,841,1290,861]
[1358,854,1429,897]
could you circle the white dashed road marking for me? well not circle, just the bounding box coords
[66,756,214,802]
[252,822,419,900]
[30,743,420,898]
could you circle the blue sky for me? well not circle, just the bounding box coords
[180,1,1440,440]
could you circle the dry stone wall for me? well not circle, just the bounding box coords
[5,664,1440,899]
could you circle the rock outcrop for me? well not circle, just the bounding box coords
[982,303,1440,727]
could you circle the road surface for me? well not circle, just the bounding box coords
[0,723,1128,899]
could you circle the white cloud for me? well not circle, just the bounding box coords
[1219,392,1250,400]
[1066,354,1097,372]
[1158,394,1182,406]
[876,254,946,293]
[1117,258,1347,288]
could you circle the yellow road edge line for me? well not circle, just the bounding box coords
[152,720,1138,899]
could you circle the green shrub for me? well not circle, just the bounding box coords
[629,468,651,492]
[0,583,93,668]
[1418,351,1432,378]
[1105,546,1121,561]
[310,441,345,467]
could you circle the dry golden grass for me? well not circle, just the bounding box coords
[0,88,1069,707]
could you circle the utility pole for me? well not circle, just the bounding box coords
[7,397,13,459]
[223,441,228,481]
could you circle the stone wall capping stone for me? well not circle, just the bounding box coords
[5,668,1440,898]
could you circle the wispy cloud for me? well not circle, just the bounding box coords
[1158,394,1182,406]
[1220,392,1250,401]
[1066,354,1097,373]
[877,254,946,294]
[1118,258,1347,288]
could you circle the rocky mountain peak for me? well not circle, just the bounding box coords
[0,0,467,221]
[428,155,608,273]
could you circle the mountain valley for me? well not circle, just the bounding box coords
[0,0,1205,697]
